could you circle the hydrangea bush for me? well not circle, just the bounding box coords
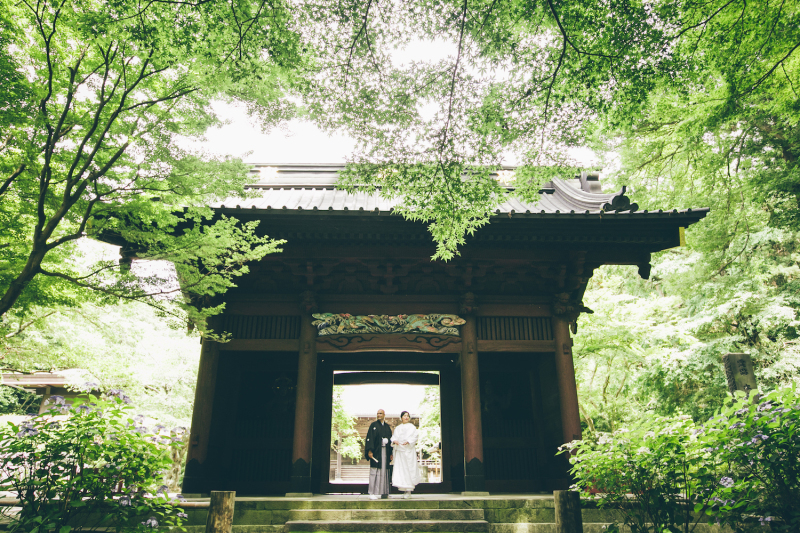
[699,387,800,532]
[0,392,187,533]
[563,386,800,533]
[561,416,720,533]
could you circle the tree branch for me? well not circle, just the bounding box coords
[0,164,26,199]
[344,0,374,89]
[5,311,58,339]
[738,39,800,98]
[440,0,469,153]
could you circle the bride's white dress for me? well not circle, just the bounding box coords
[391,422,422,490]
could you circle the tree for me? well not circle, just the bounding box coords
[0,0,304,329]
[1,299,203,425]
[418,386,441,459]
[331,386,362,461]
[293,0,798,259]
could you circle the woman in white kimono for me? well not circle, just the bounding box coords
[391,410,421,498]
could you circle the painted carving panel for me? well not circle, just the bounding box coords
[312,313,466,336]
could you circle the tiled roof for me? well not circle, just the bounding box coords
[212,164,707,218]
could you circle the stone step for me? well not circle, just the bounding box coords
[288,509,485,521]
[184,527,284,533]
[285,519,490,532]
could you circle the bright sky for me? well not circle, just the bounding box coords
[339,384,430,418]
[201,102,600,168]
[197,38,602,168]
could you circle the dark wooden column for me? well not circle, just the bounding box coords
[460,294,487,494]
[553,316,582,445]
[288,291,317,496]
[183,318,222,493]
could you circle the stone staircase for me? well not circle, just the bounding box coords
[180,496,615,533]
[284,501,489,531]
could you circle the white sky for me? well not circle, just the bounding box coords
[339,384,430,417]
[197,38,602,168]
[201,103,600,168]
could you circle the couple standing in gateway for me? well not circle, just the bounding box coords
[364,409,421,500]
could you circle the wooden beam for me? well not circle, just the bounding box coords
[477,340,556,352]
[334,372,440,385]
[316,334,462,353]
[477,304,551,317]
[219,339,299,352]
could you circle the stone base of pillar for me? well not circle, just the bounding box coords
[291,458,312,494]
[464,457,485,492]
[285,493,314,497]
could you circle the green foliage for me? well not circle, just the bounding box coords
[331,386,362,461]
[1,300,200,426]
[566,387,800,533]
[575,222,800,431]
[418,386,441,459]
[700,388,800,531]
[0,0,300,326]
[296,0,798,258]
[0,393,186,533]
[0,386,40,415]
[564,416,719,533]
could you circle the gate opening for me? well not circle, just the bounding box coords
[329,372,442,485]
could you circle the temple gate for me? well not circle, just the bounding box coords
[179,164,707,495]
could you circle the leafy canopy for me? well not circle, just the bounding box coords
[297,0,798,258]
[0,0,302,329]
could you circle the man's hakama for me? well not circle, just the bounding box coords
[365,419,393,498]
[368,446,390,496]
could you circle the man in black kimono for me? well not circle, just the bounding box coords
[365,409,393,499]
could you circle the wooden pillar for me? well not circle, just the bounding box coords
[553,316,582,445]
[554,490,584,533]
[183,318,222,493]
[288,291,317,496]
[205,491,236,533]
[460,293,486,494]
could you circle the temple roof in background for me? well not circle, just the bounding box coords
[211,164,707,219]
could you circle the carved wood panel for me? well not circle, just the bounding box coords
[231,258,571,297]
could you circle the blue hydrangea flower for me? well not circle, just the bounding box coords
[45,395,66,405]
[16,423,38,438]
[141,517,159,528]
[719,476,735,488]
[177,512,188,519]
[118,495,132,507]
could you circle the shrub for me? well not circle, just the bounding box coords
[566,386,800,533]
[562,416,720,533]
[699,387,800,532]
[0,392,187,533]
